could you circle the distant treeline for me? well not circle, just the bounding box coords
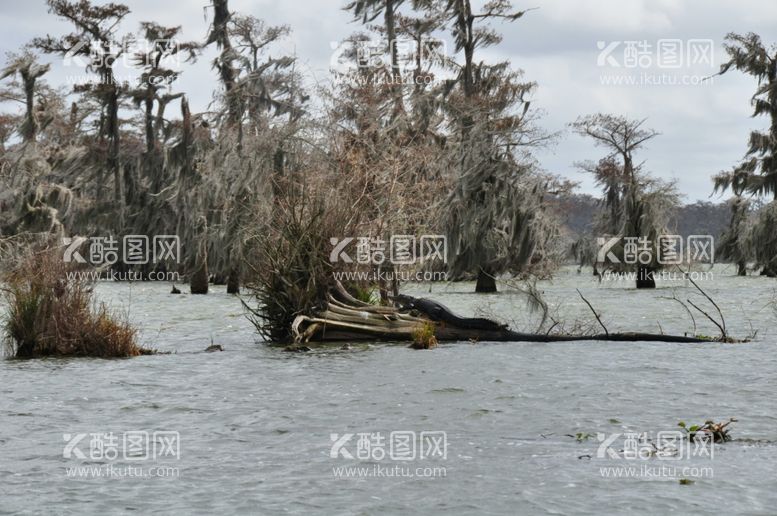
[556,194,730,240]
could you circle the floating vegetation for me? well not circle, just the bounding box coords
[572,432,593,442]
[678,418,737,443]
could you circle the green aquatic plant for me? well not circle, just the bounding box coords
[565,432,593,442]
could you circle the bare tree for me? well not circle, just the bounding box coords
[572,114,678,288]
[128,23,198,156]
[33,0,131,206]
[205,0,238,125]
[344,0,406,113]
[438,0,556,292]
[714,165,752,276]
[0,52,51,143]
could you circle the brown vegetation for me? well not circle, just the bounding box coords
[1,249,147,358]
[410,321,438,349]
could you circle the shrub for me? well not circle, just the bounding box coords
[1,249,146,358]
[242,162,376,343]
[243,187,355,343]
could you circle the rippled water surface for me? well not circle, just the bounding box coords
[2,265,776,515]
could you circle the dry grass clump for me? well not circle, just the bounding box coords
[2,249,146,358]
[410,321,438,350]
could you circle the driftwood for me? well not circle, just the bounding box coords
[290,282,706,345]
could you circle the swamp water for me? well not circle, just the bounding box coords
[1,265,776,514]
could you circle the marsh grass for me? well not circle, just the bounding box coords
[410,321,438,350]
[2,249,146,358]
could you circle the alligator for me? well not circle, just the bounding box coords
[393,294,507,332]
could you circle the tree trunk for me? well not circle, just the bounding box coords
[737,261,746,276]
[475,269,497,293]
[385,0,399,81]
[384,0,403,116]
[635,265,656,289]
[190,260,209,294]
[212,0,239,125]
[22,72,36,142]
[191,233,209,294]
[107,86,121,203]
[226,267,240,294]
[144,94,155,154]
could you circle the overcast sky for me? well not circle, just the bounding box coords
[2,0,776,202]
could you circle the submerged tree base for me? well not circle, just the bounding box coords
[475,270,498,293]
[635,265,656,289]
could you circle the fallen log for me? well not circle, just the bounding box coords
[291,286,708,345]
